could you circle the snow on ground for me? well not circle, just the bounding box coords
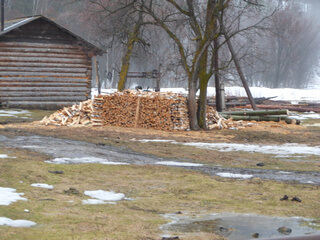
[45,157,129,165]
[92,86,320,103]
[0,217,36,228]
[82,190,125,205]
[183,142,320,157]
[216,173,253,179]
[218,87,320,103]
[137,140,320,157]
[0,109,31,117]
[293,112,320,120]
[0,154,16,159]
[0,187,27,206]
[156,161,203,167]
[31,183,53,190]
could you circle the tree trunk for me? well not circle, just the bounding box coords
[117,22,141,92]
[118,44,134,92]
[188,76,199,130]
[197,74,210,129]
[214,25,221,112]
[223,31,258,110]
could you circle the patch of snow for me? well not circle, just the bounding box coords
[0,187,27,206]
[137,139,175,143]
[137,140,320,157]
[156,161,203,167]
[0,217,36,227]
[217,87,320,103]
[0,154,16,159]
[183,142,320,157]
[296,113,320,120]
[0,109,31,117]
[82,199,116,205]
[277,171,292,174]
[45,157,129,165]
[216,172,253,179]
[84,190,125,201]
[31,183,53,189]
[83,190,125,205]
[92,87,320,103]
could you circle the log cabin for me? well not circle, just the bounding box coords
[0,15,103,109]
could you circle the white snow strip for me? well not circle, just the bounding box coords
[0,109,31,117]
[82,199,116,205]
[0,154,16,159]
[92,87,320,103]
[277,171,292,174]
[216,172,253,179]
[0,187,27,206]
[156,161,203,167]
[137,140,320,157]
[84,190,125,201]
[297,113,320,120]
[45,157,129,165]
[183,142,320,156]
[0,217,36,227]
[138,139,176,143]
[31,183,53,190]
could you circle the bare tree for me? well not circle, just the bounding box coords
[142,0,272,129]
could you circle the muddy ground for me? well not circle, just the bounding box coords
[1,111,320,183]
[0,110,320,239]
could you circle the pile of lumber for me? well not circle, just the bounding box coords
[208,95,320,113]
[220,109,300,124]
[40,99,93,126]
[207,96,276,108]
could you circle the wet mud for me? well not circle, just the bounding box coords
[1,133,320,185]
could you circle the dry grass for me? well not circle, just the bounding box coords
[0,116,319,239]
[0,146,320,239]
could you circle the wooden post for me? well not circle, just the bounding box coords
[134,97,141,128]
[1,0,4,32]
[94,56,101,95]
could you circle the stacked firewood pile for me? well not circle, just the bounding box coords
[39,90,236,130]
[40,99,93,126]
[91,90,190,131]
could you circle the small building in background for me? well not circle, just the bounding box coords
[0,15,103,109]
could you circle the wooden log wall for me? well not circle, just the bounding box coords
[0,18,93,109]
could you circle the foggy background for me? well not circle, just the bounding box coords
[3,0,320,90]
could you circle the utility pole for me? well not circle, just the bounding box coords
[1,0,4,32]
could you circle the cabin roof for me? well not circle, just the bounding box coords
[0,15,104,55]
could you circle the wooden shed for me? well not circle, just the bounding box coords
[0,15,103,109]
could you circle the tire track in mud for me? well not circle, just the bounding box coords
[1,134,320,185]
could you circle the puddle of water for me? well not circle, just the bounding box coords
[161,212,320,240]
